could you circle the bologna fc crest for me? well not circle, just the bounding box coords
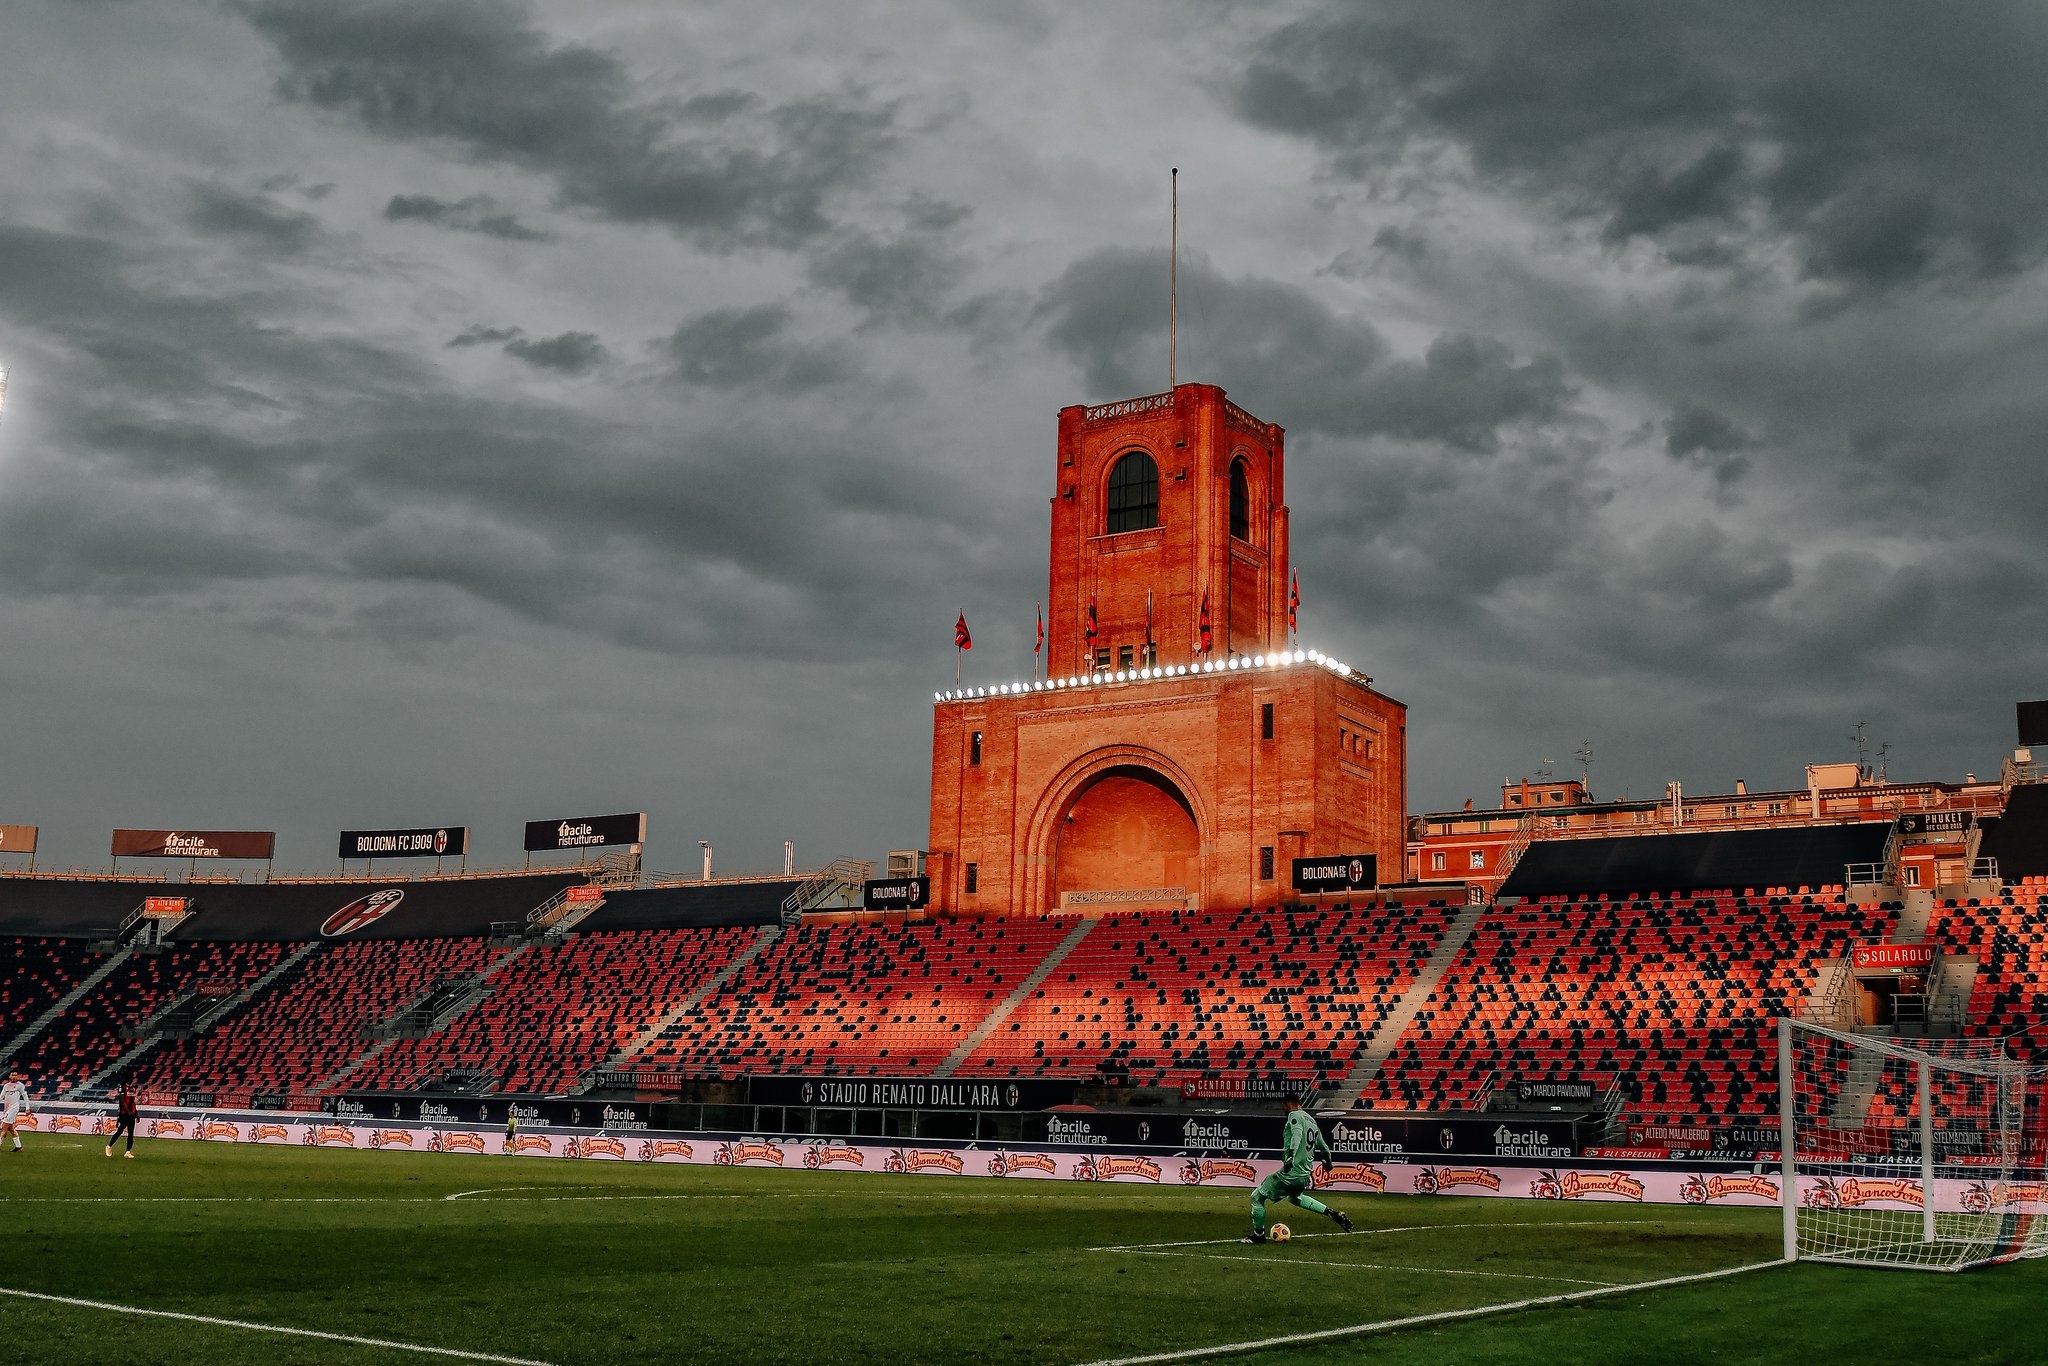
[434,828,450,854]
[322,888,405,937]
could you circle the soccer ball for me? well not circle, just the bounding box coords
[1269,1223,1292,1242]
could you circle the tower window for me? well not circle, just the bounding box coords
[1261,703,1274,740]
[965,863,978,894]
[1118,645,1134,669]
[970,731,982,766]
[1260,846,1275,880]
[1229,458,1251,541]
[1105,451,1160,534]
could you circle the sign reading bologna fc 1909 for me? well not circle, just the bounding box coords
[1291,854,1378,894]
[523,812,646,852]
[338,826,469,860]
[863,877,930,910]
[111,829,276,860]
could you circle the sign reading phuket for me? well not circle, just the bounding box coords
[524,813,646,852]
[338,826,469,860]
[1291,854,1378,894]
[112,829,275,860]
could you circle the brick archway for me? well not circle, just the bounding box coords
[1022,746,1213,914]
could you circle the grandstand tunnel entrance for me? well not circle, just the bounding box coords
[1052,765,1201,912]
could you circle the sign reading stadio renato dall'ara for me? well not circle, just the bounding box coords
[338,826,470,860]
[112,829,275,860]
[523,812,646,853]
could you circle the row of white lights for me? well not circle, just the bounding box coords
[935,649,1355,703]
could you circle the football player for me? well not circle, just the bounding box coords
[1243,1087,1352,1243]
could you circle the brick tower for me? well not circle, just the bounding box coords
[927,382,1406,915]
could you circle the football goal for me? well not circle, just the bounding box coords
[1779,1018,2048,1270]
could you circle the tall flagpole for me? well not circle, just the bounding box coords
[1170,167,1178,389]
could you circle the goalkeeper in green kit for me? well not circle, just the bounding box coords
[1242,1088,1353,1243]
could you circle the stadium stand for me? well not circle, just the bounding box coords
[350,927,758,1094]
[5,940,290,1091]
[1931,884,2048,1050]
[1356,889,1896,1123]
[0,937,109,1049]
[587,883,797,930]
[956,902,1455,1086]
[621,918,1074,1077]
[1498,823,1891,899]
[1978,784,2048,882]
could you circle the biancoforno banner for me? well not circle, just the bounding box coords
[111,828,275,860]
[33,1101,2037,1214]
[338,826,470,859]
[523,812,646,852]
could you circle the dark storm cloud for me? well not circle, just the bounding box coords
[664,305,862,393]
[246,0,901,250]
[1663,401,1753,487]
[187,183,321,255]
[1241,0,2048,300]
[502,330,605,375]
[384,193,550,242]
[447,324,523,348]
[1039,248,1570,451]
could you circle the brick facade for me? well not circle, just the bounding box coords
[926,383,1407,915]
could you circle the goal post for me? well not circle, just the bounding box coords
[1779,1017,2048,1270]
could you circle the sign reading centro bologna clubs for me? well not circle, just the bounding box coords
[863,877,930,910]
[524,812,646,852]
[338,826,470,860]
[1291,854,1378,894]
[0,824,36,854]
[111,829,275,860]
[1853,944,1937,971]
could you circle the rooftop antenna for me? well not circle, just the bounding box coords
[1576,740,1595,794]
[1169,167,1178,388]
[1850,720,1870,780]
[1535,757,1555,782]
[1874,741,1891,784]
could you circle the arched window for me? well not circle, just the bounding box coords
[1228,458,1251,541]
[1105,450,1159,534]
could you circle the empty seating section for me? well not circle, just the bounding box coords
[1,937,106,1048]
[1932,888,2047,1049]
[352,928,757,1094]
[624,919,1073,1076]
[135,938,507,1099]
[9,941,289,1091]
[1362,891,1895,1122]
[958,903,1453,1085]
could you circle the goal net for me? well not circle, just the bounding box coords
[1780,1018,2048,1270]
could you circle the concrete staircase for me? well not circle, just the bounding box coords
[592,924,786,1076]
[69,1036,164,1099]
[0,946,135,1070]
[1825,1037,1890,1130]
[934,917,1098,1078]
[1895,887,1937,943]
[1324,899,1492,1110]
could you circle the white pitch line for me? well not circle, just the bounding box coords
[1120,1250,1617,1287]
[0,1286,557,1365]
[1069,1259,1789,1366]
[1090,1219,1678,1252]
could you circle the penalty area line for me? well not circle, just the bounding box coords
[0,1286,556,1365]
[1069,1258,1790,1366]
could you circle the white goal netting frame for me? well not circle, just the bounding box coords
[1780,1018,2048,1270]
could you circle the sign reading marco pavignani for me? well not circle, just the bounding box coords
[111,829,275,859]
[1291,854,1378,894]
[523,812,646,853]
[0,824,36,854]
[863,876,930,910]
[338,826,470,860]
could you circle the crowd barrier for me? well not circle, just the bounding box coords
[21,1101,2043,1215]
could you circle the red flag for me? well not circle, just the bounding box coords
[1288,570,1300,634]
[1197,587,1212,654]
[1084,594,1098,647]
[955,613,972,650]
[1035,604,1044,657]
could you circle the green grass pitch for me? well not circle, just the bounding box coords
[3,1139,2044,1364]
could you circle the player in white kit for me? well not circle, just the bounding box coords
[1,1069,29,1152]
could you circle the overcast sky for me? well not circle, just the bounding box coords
[3,0,2044,875]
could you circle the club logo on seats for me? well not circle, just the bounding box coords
[321,888,405,937]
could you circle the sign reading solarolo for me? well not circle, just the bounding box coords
[112,829,275,860]
[1291,854,1377,894]
[863,876,930,910]
[1853,944,1937,971]
[0,824,36,853]
[523,812,646,852]
[338,826,469,860]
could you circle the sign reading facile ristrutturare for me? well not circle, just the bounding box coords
[522,812,646,852]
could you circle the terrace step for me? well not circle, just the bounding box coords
[0,946,135,1070]
[932,917,1097,1079]
[595,923,787,1075]
[1324,898,1490,1110]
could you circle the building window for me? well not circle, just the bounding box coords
[1477,819,1493,834]
[1905,865,1921,887]
[970,731,982,766]
[1509,795,1523,806]
[1094,649,1111,670]
[1259,846,1275,880]
[1768,802,1783,816]
[1261,703,1274,740]
[1118,644,1134,669]
[1469,850,1486,870]
[1723,805,1737,819]
[1228,458,1251,541]
[1550,791,1563,803]
[1106,450,1160,534]
[964,863,978,894]
[1431,851,1446,872]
